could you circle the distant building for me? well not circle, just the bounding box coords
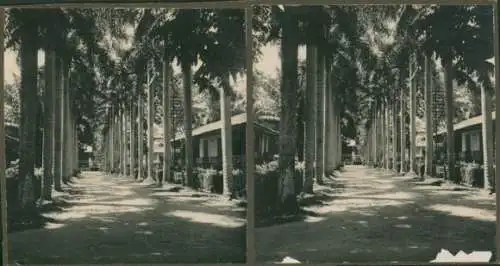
[153,113,279,170]
[434,111,496,164]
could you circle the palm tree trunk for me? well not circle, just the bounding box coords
[338,106,342,168]
[392,96,397,171]
[303,44,317,194]
[73,121,78,175]
[277,8,299,213]
[162,59,172,184]
[481,77,493,189]
[424,55,433,177]
[115,111,120,174]
[130,100,136,179]
[221,73,233,198]
[42,50,55,201]
[0,11,7,264]
[181,62,194,188]
[18,23,38,209]
[110,111,115,174]
[53,56,63,191]
[316,50,325,185]
[373,109,377,167]
[331,85,338,169]
[296,94,305,162]
[64,63,72,183]
[118,108,123,175]
[400,75,406,174]
[443,59,455,182]
[138,88,144,180]
[60,61,68,184]
[385,103,390,169]
[123,105,129,176]
[409,56,417,176]
[323,59,333,175]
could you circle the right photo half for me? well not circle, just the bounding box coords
[252,5,496,264]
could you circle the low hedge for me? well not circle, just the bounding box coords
[193,167,246,198]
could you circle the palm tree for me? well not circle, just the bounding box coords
[161,55,173,185]
[408,53,417,176]
[276,6,300,213]
[41,48,55,200]
[424,54,433,178]
[443,57,455,181]
[303,44,317,194]
[10,9,40,211]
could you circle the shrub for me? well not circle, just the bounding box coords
[459,162,483,188]
[232,168,246,198]
[255,159,305,218]
[195,167,219,193]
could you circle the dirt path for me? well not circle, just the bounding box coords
[7,172,246,264]
[256,165,495,264]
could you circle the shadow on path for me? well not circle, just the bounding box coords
[256,165,495,264]
[8,172,246,264]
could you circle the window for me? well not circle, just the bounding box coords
[461,134,467,152]
[470,131,481,152]
[199,140,204,158]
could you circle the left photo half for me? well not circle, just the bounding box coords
[2,7,247,264]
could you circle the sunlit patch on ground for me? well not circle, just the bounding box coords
[425,204,495,222]
[393,224,412,229]
[165,210,245,228]
[353,192,417,200]
[135,230,153,235]
[304,197,413,215]
[44,223,66,230]
[43,205,155,221]
[304,216,326,223]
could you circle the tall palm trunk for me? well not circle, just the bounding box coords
[400,78,406,174]
[130,100,136,179]
[110,110,115,173]
[118,108,123,175]
[221,73,233,198]
[53,56,63,191]
[42,50,55,200]
[337,106,342,168]
[331,83,338,169]
[123,105,129,176]
[138,85,144,180]
[18,22,39,209]
[424,55,433,177]
[60,62,68,183]
[303,44,317,194]
[443,58,455,182]
[181,62,194,188]
[373,108,377,167]
[392,94,397,171]
[385,103,390,169]
[316,49,325,185]
[0,10,6,264]
[324,58,333,174]
[409,56,417,176]
[382,103,387,168]
[74,122,78,175]
[480,75,493,189]
[162,58,172,184]
[63,63,72,183]
[277,8,299,213]
[296,93,305,162]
